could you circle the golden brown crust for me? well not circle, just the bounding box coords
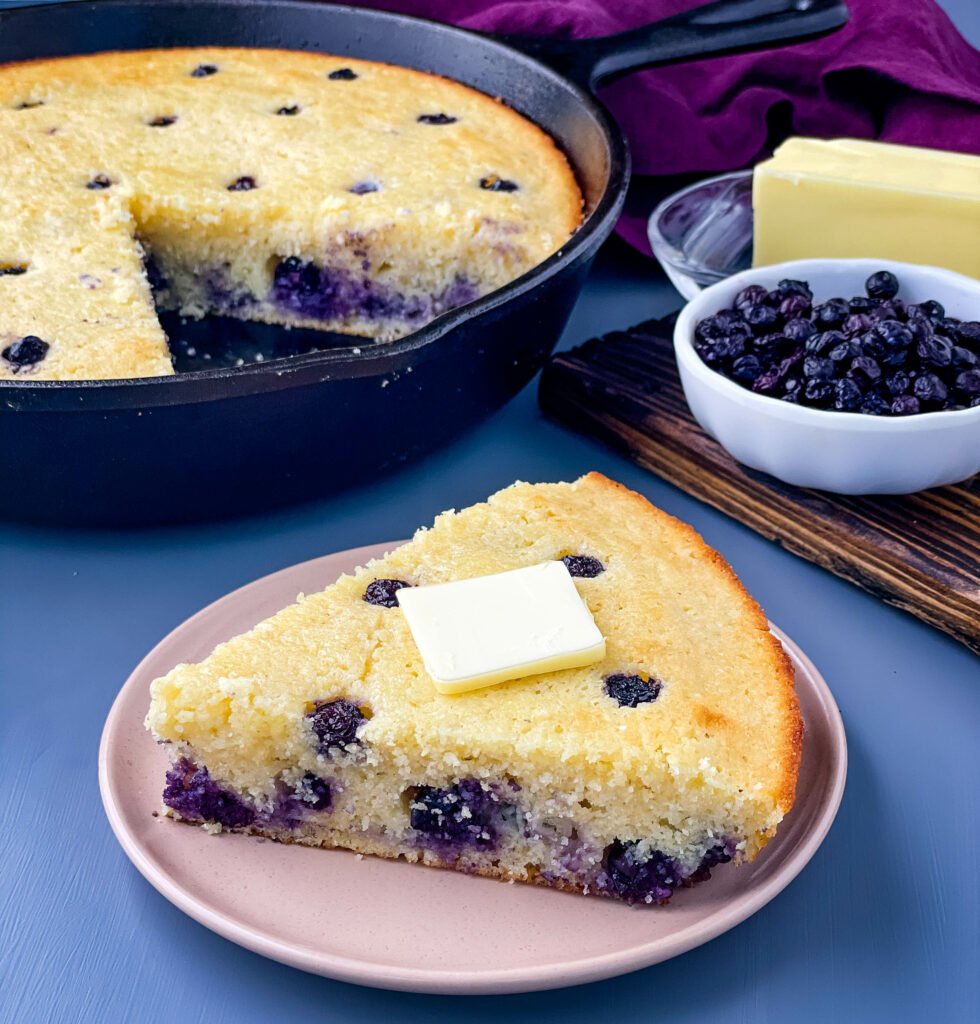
[579,472,802,818]
[0,46,582,238]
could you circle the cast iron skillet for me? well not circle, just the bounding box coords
[0,0,847,525]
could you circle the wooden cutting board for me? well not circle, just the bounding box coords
[539,316,980,656]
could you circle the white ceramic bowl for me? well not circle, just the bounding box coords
[674,258,980,494]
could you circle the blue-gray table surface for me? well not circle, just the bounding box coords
[2,3,979,1022]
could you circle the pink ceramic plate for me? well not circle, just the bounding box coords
[99,542,847,995]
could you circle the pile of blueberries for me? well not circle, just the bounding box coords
[693,271,980,415]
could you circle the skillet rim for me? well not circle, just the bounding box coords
[0,0,630,405]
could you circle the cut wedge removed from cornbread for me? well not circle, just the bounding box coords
[146,473,802,905]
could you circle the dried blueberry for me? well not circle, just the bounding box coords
[813,298,849,328]
[694,333,745,368]
[884,371,910,396]
[479,175,519,192]
[364,578,412,607]
[328,68,358,80]
[891,394,920,415]
[872,320,913,351]
[784,318,817,344]
[848,355,882,385]
[147,114,178,127]
[804,379,834,405]
[227,175,257,191]
[777,278,813,301]
[695,313,751,349]
[859,393,890,415]
[734,284,767,311]
[86,174,112,190]
[952,346,978,370]
[685,843,734,885]
[163,758,255,828]
[276,104,301,116]
[848,295,875,313]
[916,333,953,369]
[297,773,332,811]
[306,698,365,751]
[955,322,980,349]
[604,673,662,708]
[954,369,980,400]
[805,330,840,356]
[842,313,872,336]
[273,256,320,295]
[730,353,764,385]
[916,299,945,320]
[913,372,948,406]
[348,180,379,195]
[561,554,605,578]
[753,332,793,360]
[191,63,219,77]
[408,780,495,846]
[753,349,802,393]
[803,356,834,381]
[828,339,859,364]
[865,270,899,300]
[0,263,28,276]
[743,303,781,334]
[417,113,457,125]
[2,334,48,367]
[779,294,810,320]
[834,378,863,411]
[714,309,745,329]
[601,840,679,905]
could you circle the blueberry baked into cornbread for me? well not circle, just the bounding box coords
[146,474,802,906]
[0,48,582,380]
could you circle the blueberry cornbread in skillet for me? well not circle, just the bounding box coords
[146,473,802,906]
[0,48,582,380]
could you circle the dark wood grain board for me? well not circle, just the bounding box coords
[539,316,980,656]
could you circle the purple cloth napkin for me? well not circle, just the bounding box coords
[331,0,980,252]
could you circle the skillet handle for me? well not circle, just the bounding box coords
[501,0,849,92]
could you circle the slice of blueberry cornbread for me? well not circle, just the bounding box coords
[0,185,172,380]
[146,474,802,906]
[0,48,581,379]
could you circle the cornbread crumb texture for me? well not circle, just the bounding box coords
[147,473,801,902]
[0,47,582,379]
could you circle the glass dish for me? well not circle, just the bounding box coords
[648,170,754,300]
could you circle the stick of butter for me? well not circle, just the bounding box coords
[753,137,980,278]
[395,561,605,695]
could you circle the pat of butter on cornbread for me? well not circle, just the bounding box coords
[396,560,606,694]
[753,137,980,278]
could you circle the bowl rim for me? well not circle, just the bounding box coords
[647,169,753,276]
[674,257,980,432]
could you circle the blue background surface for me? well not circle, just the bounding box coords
[1,2,978,1021]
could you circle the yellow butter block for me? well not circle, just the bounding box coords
[753,137,980,278]
[395,561,606,695]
